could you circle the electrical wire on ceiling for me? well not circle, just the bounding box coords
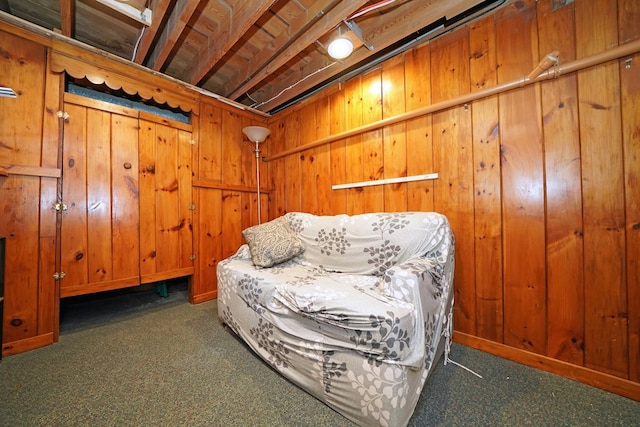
[251,62,337,109]
[250,0,398,110]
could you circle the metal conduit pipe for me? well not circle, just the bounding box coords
[264,38,640,162]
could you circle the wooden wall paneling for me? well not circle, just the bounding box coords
[284,111,302,212]
[619,0,640,384]
[344,77,365,214]
[198,102,222,181]
[0,32,47,347]
[431,28,476,335]
[329,90,347,215]
[404,44,434,212]
[38,60,63,339]
[495,0,546,353]
[469,14,504,342]
[576,0,628,378]
[109,114,141,285]
[361,69,384,213]
[382,58,408,212]
[60,103,90,294]
[315,98,332,215]
[86,109,114,285]
[221,191,242,259]
[192,187,221,301]
[154,124,181,274]
[622,52,640,382]
[177,128,194,269]
[269,116,287,218]
[221,110,243,186]
[139,120,157,278]
[300,104,318,214]
[537,0,585,365]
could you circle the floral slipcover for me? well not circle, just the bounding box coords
[216,212,455,427]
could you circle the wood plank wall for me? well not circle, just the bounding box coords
[192,100,269,302]
[266,0,640,393]
[0,30,59,353]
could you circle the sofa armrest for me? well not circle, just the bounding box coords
[381,256,443,304]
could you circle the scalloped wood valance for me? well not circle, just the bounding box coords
[49,40,199,114]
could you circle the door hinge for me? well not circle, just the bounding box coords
[53,272,66,280]
[57,111,69,120]
[188,204,196,211]
[53,202,68,211]
[189,254,196,261]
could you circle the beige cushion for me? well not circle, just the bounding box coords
[242,217,305,267]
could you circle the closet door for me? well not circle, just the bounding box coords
[139,117,194,284]
[60,96,140,297]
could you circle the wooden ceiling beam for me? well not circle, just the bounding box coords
[147,0,201,71]
[133,0,172,64]
[187,0,277,85]
[224,0,370,100]
[59,0,74,37]
[254,0,475,111]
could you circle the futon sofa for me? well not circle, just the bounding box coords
[216,211,455,427]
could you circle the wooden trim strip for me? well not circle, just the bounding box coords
[0,164,61,178]
[264,39,640,162]
[454,332,640,402]
[193,179,273,193]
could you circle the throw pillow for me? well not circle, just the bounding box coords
[242,217,305,267]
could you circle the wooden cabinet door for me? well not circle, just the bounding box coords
[139,119,193,284]
[60,100,140,297]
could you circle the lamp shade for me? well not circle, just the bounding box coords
[242,126,271,143]
[327,37,353,60]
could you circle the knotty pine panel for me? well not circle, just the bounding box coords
[221,110,243,186]
[361,69,384,213]
[431,28,476,336]
[537,0,585,366]
[86,109,114,284]
[300,104,318,213]
[0,31,47,346]
[576,0,628,379]
[139,120,157,277]
[382,59,408,212]
[329,90,347,215]
[496,0,546,354]
[619,1,640,384]
[109,114,141,283]
[622,52,640,382]
[315,98,332,215]
[404,45,434,212]
[193,187,222,299]
[270,117,287,219]
[198,102,222,182]
[284,111,302,212]
[344,77,364,214]
[469,14,503,343]
[60,103,90,290]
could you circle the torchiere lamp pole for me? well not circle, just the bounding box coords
[242,126,271,224]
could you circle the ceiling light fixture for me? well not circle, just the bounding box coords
[327,36,354,60]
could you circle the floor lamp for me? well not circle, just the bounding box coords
[242,126,271,224]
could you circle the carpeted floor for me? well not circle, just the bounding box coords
[0,282,638,427]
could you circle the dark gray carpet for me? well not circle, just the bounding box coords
[0,284,638,427]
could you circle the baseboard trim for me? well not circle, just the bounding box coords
[453,332,640,402]
[190,290,217,304]
[2,333,55,357]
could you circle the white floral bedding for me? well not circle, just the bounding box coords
[216,212,455,427]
